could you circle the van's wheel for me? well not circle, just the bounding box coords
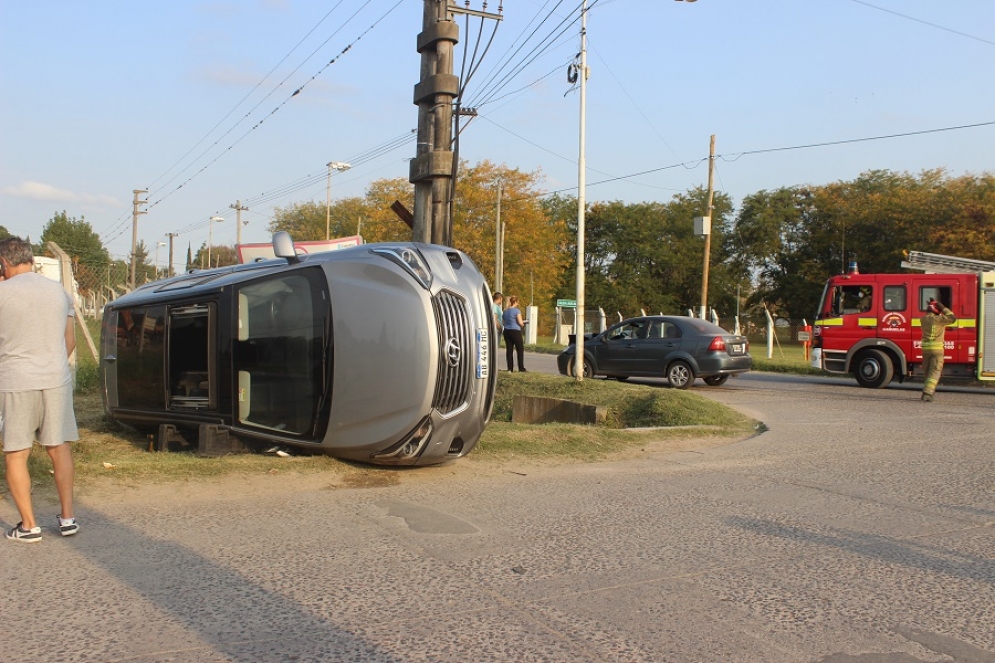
[703,375,729,386]
[667,360,694,389]
[567,358,595,379]
[853,349,894,389]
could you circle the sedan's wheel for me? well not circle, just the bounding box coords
[667,360,693,389]
[703,375,729,386]
[566,358,595,379]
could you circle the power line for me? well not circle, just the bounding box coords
[144,0,404,212]
[146,0,359,193]
[848,0,995,47]
[721,120,995,160]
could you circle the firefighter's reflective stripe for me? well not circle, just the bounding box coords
[911,318,977,328]
[858,318,877,327]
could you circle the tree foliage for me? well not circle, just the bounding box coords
[39,211,110,269]
[451,161,566,315]
[554,188,740,320]
[729,169,995,319]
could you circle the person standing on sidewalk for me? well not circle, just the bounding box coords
[920,298,957,402]
[0,237,80,542]
[501,295,527,372]
[492,292,504,347]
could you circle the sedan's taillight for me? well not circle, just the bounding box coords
[708,336,726,352]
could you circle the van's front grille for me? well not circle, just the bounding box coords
[432,290,472,416]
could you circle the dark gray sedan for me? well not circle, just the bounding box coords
[557,316,752,388]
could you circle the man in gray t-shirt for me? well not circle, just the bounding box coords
[0,237,80,543]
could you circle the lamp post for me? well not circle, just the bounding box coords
[154,241,167,278]
[325,161,352,240]
[207,216,224,268]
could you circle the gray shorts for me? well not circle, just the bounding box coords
[0,384,79,453]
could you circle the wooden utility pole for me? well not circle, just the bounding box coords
[410,0,500,246]
[128,188,148,290]
[230,200,248,247]
[699,134,716,318]
[494,180,504,292]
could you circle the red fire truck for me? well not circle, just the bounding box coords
[811,252,995,388]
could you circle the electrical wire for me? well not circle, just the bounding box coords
[146,0,355,193]
[848,0,995,47]
[144,0,404,213]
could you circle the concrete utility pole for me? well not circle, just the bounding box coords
[324,162,351,241]
[699,134,716,318]
[166,232,178,277]
[230,200,248,247]
[128,189,148,290]
[411,0,500,246]
[573,0,589,383]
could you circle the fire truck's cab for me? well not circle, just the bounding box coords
[812,253,995,388]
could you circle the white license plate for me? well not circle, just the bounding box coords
[476,328,489,379]
[731,344,743,354]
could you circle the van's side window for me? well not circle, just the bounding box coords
[116,305,167,410]
[883,286,905,312]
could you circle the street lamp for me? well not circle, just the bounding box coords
[208,216,224,268]
[325,161,352,240]
[154,241,167,278]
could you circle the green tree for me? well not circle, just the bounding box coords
[451,161,566,321]
[39,211,110,268]
[554,188,737,320]
[192,244,238,269]
[729,169,995,320]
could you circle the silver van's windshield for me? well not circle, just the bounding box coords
[233,269,330,437]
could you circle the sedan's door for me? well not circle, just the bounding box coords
[641,320,685,373]
[595,320,647,373]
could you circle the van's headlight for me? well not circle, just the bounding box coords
[372,247,433,289]
[371,416,433,462]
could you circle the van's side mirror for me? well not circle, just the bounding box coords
[273,232,299,264]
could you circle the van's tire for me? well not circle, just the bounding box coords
[853,349,894,389]
[667,360,694,389]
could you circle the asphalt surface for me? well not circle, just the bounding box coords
[2,355,993,662]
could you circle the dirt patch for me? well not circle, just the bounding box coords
[22,429,753,508]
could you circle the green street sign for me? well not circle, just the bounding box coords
[556,299,577,308]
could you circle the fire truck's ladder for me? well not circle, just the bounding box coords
[901,251,995,274]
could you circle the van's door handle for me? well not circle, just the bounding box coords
[104,355,116,363]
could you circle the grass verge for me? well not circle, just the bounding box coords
[476,372,756,462]
[5,371,756,495]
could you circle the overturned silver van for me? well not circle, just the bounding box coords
[100,233,497,466]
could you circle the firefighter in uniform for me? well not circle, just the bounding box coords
[920,299,957,402]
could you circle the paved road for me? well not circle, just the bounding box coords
[2,360,993,662]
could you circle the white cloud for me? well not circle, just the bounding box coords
[1,181,121,208]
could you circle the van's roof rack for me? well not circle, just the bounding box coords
[901,251,995,274]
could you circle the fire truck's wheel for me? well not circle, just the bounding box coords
[667,360,694,389]
[853,349,894,389]
[703,375,729,386]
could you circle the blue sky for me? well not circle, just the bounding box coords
[1,0,992,272]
